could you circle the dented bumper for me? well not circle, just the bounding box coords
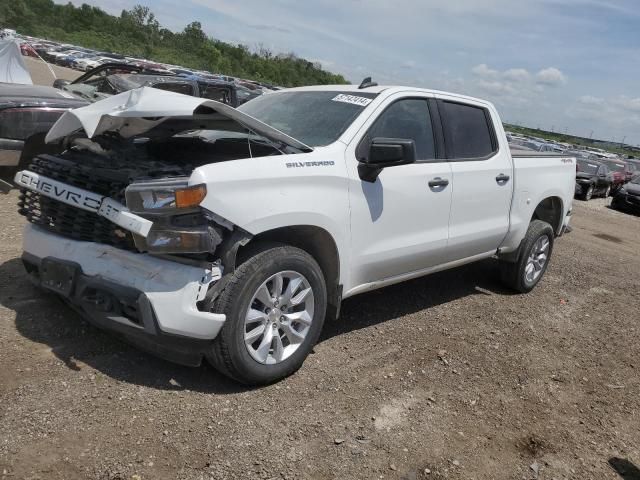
[22,225,226,362]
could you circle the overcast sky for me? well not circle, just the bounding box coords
[57,0,640,145]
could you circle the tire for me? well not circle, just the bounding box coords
[583,184,594,201]
[500,220,554,294]
[206,244,327,385]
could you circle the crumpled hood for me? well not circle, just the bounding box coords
[45,86,312,151]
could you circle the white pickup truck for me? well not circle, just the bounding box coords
[12,81,575,385]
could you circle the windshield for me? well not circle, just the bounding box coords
[237,91,377,147]
[601,160,625,172]
[577,160,599,175]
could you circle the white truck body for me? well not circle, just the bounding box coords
[13,84,575,381]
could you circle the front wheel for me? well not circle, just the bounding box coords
[500,220,554,293]
[583,184,594,201]
[206,244,327,385]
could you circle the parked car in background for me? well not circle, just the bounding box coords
[74,56,116,71]
[619,160,636,183]
[59,51,94,68]
[55,64,240,106]
[611,176,640,215]
[596,159,627,192]
[575,159,612,200]
[0,83,87,182]
[19,43,38,57]
[624,158,640,178]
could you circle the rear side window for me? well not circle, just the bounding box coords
[152,82,195,96]
[366,99,436,160]
[199,85,231,104]
[440,101,496,159]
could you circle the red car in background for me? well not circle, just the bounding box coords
[19,43,38,57]
[598,159,628,191]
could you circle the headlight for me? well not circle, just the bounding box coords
[125,179,207,214]
[125,179,218,254]
[142,224,222,254]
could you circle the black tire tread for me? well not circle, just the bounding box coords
[207,243,326,385]
[500,219,554,294]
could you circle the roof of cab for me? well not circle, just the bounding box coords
[277,84,493,107]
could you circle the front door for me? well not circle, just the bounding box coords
[345,95,453,289]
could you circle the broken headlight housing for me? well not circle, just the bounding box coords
[125,179,222,254]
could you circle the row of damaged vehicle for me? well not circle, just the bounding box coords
[18,34,279,105]
[1,37,274,186]
[506,131,640,215]
[575,157,640,214]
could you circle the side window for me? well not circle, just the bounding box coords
[200,85,231,104]
[152,82,195,96]
[366,99,436,160]
[440,101,497,159]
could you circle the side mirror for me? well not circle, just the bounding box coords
[52,79,71,89]
[358,137,416,182]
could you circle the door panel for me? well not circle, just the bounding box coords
[437,97,513,260]
[447,155,512,259]
[348,162,453,286]
[345,93,453,289]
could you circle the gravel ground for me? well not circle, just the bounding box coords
[22,56,79,86]
[1,59,639,480]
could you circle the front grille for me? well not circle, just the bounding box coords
[18,154,137,251]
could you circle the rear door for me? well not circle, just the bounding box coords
[436,96,513,261]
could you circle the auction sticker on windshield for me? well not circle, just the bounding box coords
[331,94,373,107]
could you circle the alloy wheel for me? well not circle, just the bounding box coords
[524,236,550,284]
[244,271,314,365]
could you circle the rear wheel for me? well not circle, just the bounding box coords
[206,244,327,385]
[500,220,554,293]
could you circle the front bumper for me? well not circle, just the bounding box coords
[22,224,226,365]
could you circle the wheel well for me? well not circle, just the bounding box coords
[236,225,341,318]
[531,197,563,235]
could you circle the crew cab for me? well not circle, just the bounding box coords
[10,83,575,385]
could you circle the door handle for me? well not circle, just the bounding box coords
[428,177,449,188]
[496,173,510,184]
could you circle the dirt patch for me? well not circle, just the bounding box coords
[592,233,623,244]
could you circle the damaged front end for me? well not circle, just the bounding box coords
[13,87,309,360]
